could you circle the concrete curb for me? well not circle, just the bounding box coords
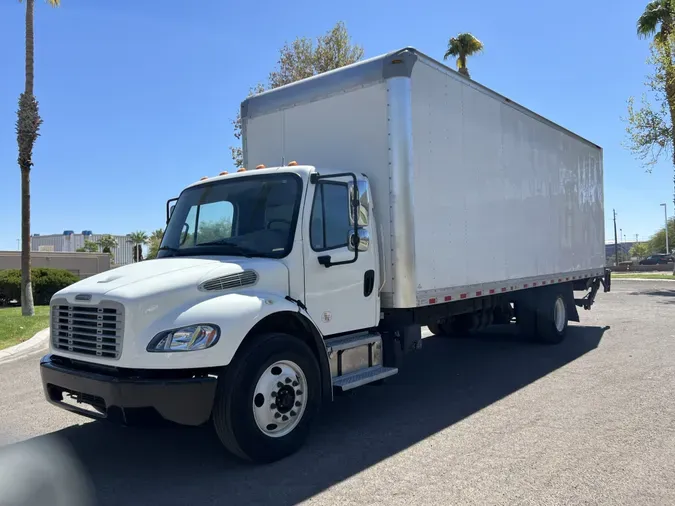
[613,277,675,282]
[0,328,49,365]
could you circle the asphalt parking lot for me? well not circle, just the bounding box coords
[0,279,674,505]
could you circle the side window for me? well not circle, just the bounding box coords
[310,182,350,251]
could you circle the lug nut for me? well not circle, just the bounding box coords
[277,382,283,388]
[296,390,303,395]
[274,412,281,419]
[292,381,299,387]
[282,415,289,421]
[295,401,301,407]
[290,410,297,417]
[270,404,277,409]
[285,378,291,384]
[271,391,277,397]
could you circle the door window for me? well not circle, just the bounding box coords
[310,182,350,251]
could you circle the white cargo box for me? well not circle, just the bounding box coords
[242,47,605,309]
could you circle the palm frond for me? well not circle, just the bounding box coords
[637,0,670,38]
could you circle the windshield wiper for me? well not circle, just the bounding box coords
[197,240,259,257]
[157,245,180,257]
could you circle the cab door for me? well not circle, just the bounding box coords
[302,173,379,336]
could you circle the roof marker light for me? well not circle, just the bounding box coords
[200,176,208,181]
[219,171,228,176]
[237,167,247,173]
[256,164,266,169]
[287,161,298,166]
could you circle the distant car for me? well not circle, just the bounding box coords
[639,254,674,265]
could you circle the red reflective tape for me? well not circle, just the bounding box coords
[524,284,528,288]
[444,295,452,301]
[429,298,437,304]
[460,293,467,299]
[533,282,538,287]
[501,287,507,292]
[551,280,554,284]
[559,279,562,282]
[566,277,569,281]
[489,289,495,294]
[542,281,547,285]
[476,291,482,296]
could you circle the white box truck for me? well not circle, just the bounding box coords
[40,47,610,463]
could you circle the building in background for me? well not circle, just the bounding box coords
[31,230,133,265]
[0,251,111,278]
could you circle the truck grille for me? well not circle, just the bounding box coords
[51,300,124,360]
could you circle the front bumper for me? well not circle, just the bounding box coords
[40,354,218,426]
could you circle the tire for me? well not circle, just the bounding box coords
[427,322,443,336]
[515,302,537,339]
[535,292,568,344]
[212,333,322,464]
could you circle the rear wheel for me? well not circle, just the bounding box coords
[536,292,568,344]
[212,333,321,463]
[516,291,568,344]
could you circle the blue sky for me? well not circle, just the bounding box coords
[0,0,671,251]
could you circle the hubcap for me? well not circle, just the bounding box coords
[554,297,566,333]
[252,360,307,438]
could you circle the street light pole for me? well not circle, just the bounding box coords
[661,203,669,254]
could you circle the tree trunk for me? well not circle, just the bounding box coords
[25,0,34,96]
[458,55,470,78]
[21,0,35,316]
[21,168,34,315]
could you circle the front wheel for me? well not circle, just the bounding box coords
[212,333,321,463]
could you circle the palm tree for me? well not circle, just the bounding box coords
[128,231,148,262]
[16,0,60,316]
[637,1,675,206]
[97,235,119,262]
[443,33,483,78]
[146,228,164,260]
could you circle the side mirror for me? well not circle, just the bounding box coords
[348,179,369,227]
[348,228,370,252]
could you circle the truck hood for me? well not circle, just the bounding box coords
[55,256,289,302]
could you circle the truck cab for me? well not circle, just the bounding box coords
[40,164,392,463]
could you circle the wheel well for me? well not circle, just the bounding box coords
[243,311,333,402]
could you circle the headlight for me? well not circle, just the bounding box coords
[147,324,220,352]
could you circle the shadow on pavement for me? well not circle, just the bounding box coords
[628,289,675,303]
[12,325,607,506]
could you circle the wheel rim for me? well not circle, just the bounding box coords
[554,297,566,333]
[252,360,308,438]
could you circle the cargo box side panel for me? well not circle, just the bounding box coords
[244,82,394,291]
[410,59,604,297]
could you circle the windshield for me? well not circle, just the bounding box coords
[159,173,302,259]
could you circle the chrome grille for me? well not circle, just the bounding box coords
[199,270,258,292]
[51,300,124,360]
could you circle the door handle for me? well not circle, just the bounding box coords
[364,270,375,297]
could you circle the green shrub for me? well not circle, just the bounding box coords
[0,268,80,306]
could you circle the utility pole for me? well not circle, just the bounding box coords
[613,209,619,266]
[661,203,669,254]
